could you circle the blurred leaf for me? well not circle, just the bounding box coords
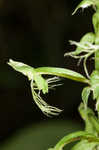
[0,121,82,150]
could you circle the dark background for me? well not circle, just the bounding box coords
[0,0,94,149]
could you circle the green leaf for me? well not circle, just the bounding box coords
[82,87,91,108]
[35,67,89,84]
[72,0,95,15]
[71,140,99,150]
[52,131,99,150]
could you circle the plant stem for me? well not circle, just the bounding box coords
[95,30,99,70]
[93,4,99,70]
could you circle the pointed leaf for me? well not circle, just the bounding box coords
[35,67,89,84]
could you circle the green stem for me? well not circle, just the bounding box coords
[89,115,99,133]
[93,5,99,70]
[95,51,99,70]
[95,30,99,70]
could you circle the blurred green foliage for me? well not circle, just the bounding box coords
[0,120,82,150]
